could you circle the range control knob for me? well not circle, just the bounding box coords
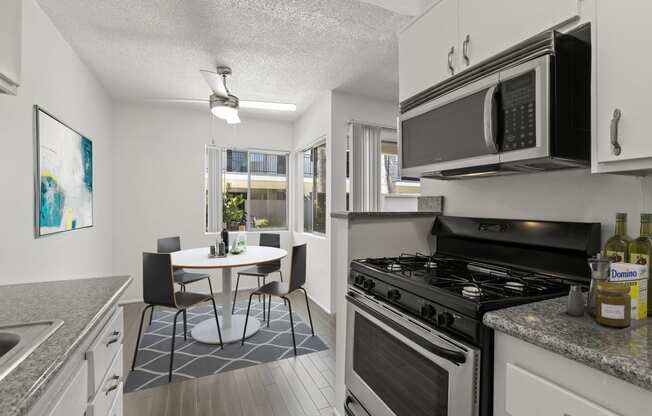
[437,312,454,327]
[420,304,436,319]
[354,274,365,285]
[387,289,401,301]
[363,279,375,291]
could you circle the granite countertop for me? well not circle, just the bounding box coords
[331,211,439,219]
[484,296,652,392]
[0,276,131,416]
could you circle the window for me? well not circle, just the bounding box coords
[303,142,327,234]
[380,141,420,195]
[206,148,289,232]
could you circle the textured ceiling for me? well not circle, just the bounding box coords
[36,0,412,118]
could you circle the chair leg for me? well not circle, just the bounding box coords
[183,309,187,341]
[131,304,153,371]
[241,293,255,346]
[299,287,315,336]
[169,310,183,382]
[148,305,155,325]
[262,276,266,322]
[257,276,261,302]
[267,294,272,327]
[207,276,214,296]
[232,274,241,313]
[284,296,297,355]
[209,297,224,349]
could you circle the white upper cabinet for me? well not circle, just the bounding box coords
[458,0,580,68]
[595,0,652,167]
[398,0,459,102]
[0,0,21,95]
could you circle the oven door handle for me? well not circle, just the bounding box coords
[344,396,369,416]
[347,293,467,365]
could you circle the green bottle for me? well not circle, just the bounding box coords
[604,213,630,263]
[628,213,652,308]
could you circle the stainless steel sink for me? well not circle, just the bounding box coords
[0,320,63,382]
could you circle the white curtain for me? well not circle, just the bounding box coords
[350,123,381,211]
[206,145,223,233]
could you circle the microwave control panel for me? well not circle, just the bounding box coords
[500,71,536,152]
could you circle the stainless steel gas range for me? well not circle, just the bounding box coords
[344,216,601,416]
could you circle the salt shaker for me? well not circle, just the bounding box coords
[567,284,585,317]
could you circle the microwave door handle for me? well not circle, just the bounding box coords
[483,85,499,153]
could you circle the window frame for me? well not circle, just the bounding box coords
[206,147,290,233]
[301,138,327,236]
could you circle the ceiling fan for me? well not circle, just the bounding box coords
[152,66,296,124]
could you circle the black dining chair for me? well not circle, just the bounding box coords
[132,252,223,382]
[241,244,313,354]
[149,236,214,325]
[232,233,283,318]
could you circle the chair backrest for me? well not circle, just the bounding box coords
[260,233,281,269]
[157,236,181,253]
[142,252,176,307]
[289,244,307,292]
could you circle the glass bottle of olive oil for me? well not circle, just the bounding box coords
[628,213,652,306]
[605,213,630,263]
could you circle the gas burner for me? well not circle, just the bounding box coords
[424,261,438,269]
[462,286,483,298]
[387,263,403,272]
[505,281,525,291]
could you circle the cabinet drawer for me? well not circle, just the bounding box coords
[47,360,88,416]
[506,364,618,416]
[88,347,123,416]
[87,307,123,396]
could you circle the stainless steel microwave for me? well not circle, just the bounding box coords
[398,27,591,179]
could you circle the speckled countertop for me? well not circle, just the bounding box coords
[331,211,439,219]
[484,296,652,392]
[0,276,131,416]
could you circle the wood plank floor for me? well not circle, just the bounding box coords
[122,290,337,416]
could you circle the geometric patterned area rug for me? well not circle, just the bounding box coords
[124,299,329,393]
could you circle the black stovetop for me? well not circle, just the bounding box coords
[351,252,571,318]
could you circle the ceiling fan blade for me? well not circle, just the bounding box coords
[200,70,228,98]
[146,97,209,104]
[239,100,297,112]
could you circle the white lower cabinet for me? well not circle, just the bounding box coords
[30,307,124,416]
[47,361,88,416]
[494,332,652,416]
[505,364,617,416]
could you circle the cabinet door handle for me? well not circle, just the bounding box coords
[105,375,120,395]
[462,34,471,66]
[106,330,121,346]
[447,46,455,75]
[610,108,622,156]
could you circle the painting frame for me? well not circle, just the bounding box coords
[34,105,94,238]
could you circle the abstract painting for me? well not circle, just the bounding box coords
[35,106,93,237]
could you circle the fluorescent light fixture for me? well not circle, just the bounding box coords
[239,101,297,112]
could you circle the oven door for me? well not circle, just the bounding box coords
[345,289,480,416]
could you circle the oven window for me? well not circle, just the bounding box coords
[353,313,449,416]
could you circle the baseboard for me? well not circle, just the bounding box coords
[306,293,332,316]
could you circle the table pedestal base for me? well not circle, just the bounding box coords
[191,314,261,344]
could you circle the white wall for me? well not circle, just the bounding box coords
[292,92,333,312]
[112,103,294,302]
[421,169,652,243]
[0,0,113,285]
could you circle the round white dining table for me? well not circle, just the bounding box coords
[171,245,287,344]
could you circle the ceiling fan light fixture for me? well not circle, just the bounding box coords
[226,113,241,124]
[210,93,239,121]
